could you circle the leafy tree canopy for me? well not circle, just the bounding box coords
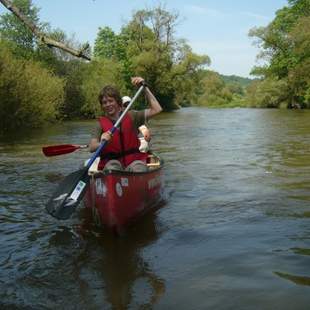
[249,0,310,108]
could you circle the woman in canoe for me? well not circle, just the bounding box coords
[89,77,162,172]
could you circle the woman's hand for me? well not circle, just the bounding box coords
[101,131,113,142]
[131,76,145,87]
[139,125,151,142]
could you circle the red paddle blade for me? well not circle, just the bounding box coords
[42,144,80,157]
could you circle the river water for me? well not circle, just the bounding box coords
[1,108,310,309]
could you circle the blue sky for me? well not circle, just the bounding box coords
[0,0,288,77]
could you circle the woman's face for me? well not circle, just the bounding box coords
[101,96,121,118]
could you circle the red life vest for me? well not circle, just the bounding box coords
[97,114,148,170]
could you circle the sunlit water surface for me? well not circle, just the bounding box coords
[1,108,310,309]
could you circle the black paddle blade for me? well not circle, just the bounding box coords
[46,168,90,220]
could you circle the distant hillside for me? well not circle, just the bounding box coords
[220,74,254,87]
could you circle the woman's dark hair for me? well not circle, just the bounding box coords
[98,85,122,106]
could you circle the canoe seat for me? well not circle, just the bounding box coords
[147,162,161,168]
[84,157,100,174]
[147,154,161,169]
[85,153,161,174]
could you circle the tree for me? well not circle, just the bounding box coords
[80,58,125,118]
[197,71,234,107]
[94,26,126,61]
[227,82,244,96]
[0,0,90,60]
[245,78,289,108]
[286,16,310,107]
[0,41,64,132]
[93,5,210,110]
[249,0,310,108]
[171,40,210,106]
[0,0,40,58]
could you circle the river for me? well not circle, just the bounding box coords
[1,108,310,309]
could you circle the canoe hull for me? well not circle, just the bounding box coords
[84,164,163,233]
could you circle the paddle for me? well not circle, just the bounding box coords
[42,144,88,157]
[46,84,145,220]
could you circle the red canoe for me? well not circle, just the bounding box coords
[83,153,164,234]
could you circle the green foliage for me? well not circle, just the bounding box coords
[60,60,88,119]
[93,5,210,110]
[226,82,244,96]
[3,0,294,135]
[245,78,289,108]
[171,41,210,106]
[197,71,233,107]
[80,59,125,118]
[0,41,64,133]
[94,26,126,61]
[0,0,42,59]
[36,28,90,66]
[118,8,178,109]
[305,86,310,104]
[287,16,310,107]
[249,0,310,108]
[220,75,254,88]
[33,29,91,119]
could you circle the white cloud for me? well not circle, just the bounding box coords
[184,4,228,18]
[184,5,271,22]
[240,11,271,21]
